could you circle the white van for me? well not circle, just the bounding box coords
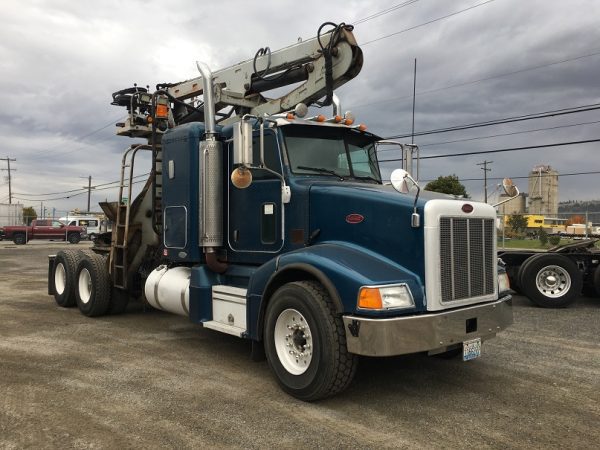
[59,216,111,241]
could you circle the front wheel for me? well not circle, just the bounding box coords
[264,281,357,401]
[521,254,582,308]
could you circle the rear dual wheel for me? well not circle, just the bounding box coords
[520,254,582,308]
[53,250,81,307]
[75,253,111,317]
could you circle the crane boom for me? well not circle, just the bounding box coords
[167,25,362,122]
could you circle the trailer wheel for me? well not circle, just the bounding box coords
[594,265,600,297]
[13,233,27,245]
[68,233,81,244]
[264,281,357,401]
[520,254,582,308]
[52,250,83,307]
[75,252,111,317]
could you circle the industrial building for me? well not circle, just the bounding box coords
[527,165,559,216]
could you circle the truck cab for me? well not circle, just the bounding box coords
[48,22,512,401]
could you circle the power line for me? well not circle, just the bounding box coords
[13,173,150,197]
[354,47,600,109]
[385,103,600,139]
[362,0,497,46]
[411,120,600,148]
[13,179,147,202]
[379,138,600,162]
[354,0,419,25]
[385,170,600,183]
[417,170,600,183]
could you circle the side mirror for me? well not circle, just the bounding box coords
[231,118,254,189]
[390,169,411,194]
[233,119,253,166]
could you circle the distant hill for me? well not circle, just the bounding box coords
[559,200,600,223]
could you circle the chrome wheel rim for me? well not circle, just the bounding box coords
[274,308,313,375]
[535,265,571,298]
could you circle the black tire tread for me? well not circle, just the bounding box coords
[521,254,582,308]
[594,265,600,297]
[298,281,358,400]
[53,249,82,307]
[76,252,111,317]
[266,280,358,401]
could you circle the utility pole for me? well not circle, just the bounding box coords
[81,175,94,213]
[477,160,493,203]
[0,157,16,204]
[411,58,417,145]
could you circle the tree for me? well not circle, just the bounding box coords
[22,206,37,225]
[424,175,468,197]
[538,227,548,246]
[507,214,528,234]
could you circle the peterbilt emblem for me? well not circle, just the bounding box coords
[346,214,364,224]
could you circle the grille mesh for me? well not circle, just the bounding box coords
[440,217,495,302]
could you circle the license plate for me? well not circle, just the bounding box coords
[463,338,481,361]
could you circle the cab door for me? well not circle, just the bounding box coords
[228,130,284,254]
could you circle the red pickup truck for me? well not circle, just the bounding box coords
[1,220,87,245]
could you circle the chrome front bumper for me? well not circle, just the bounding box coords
[343,295,512,357]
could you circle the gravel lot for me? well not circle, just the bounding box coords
[1,242,599,449]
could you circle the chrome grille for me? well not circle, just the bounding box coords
[440,217,495,302]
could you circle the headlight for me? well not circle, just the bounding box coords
[498,272,511,294]
[358,284,415,310]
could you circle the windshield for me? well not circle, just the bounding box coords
[282,125,382,183]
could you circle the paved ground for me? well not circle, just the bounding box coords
[1,242,599,449]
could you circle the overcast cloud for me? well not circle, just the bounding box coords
[1,0,599,216]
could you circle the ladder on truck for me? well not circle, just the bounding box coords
[112,144,153,289]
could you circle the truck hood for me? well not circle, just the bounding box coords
[308,182,426,280]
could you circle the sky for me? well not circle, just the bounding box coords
[1,0,599,217]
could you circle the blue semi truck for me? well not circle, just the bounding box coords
[48,23,512,400]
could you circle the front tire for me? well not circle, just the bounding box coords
[75,252,111,317]
[264,281,357,401]
[521,254,582,308]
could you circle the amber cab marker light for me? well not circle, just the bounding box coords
[334,115,342,123]
[358,124,367,131]
[344,118,354,125]
[358,287,383,309]
[316,114,326,122]
[286,113,295,120]
[156,104,169,118]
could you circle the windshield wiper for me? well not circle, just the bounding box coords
[351,175,380,183]
[296,166,345,180]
